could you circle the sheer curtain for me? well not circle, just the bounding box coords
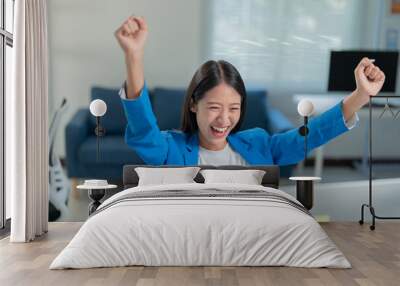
[209,0,364,93]
[6,0,49,242]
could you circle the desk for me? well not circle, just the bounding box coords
[292,93,347,177]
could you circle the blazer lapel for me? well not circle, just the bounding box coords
[228,135,268,165]
[184,133,199,165]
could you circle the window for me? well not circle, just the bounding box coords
[1,0,14,231]
[209,0,364,93]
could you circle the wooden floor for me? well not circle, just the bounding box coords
[0,222,399,286]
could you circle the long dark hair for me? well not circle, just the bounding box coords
[181,60,247,134]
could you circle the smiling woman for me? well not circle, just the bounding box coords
[183,60,246,151]
[115,16,385,167]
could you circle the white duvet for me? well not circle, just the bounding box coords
[50,183,351,269]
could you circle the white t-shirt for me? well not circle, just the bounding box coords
[198,144,249,166]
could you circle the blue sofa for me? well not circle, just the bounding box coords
[65,86,295,180]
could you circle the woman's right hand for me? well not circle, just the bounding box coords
[114,16,148,58]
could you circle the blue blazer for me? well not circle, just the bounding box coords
[121,86,350,166]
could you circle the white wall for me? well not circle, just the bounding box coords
[367,0,400,86]
[48,0,207,157]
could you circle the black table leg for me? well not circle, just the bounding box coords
[88,189,105,215]
[296,180,314,210]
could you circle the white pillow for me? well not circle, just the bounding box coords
[200,169,266,185]
[135,167,201,186]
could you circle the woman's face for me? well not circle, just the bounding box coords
[190,82,242,151]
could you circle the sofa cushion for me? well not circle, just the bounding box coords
[90,87,127,134]
[240,89,269,131]
[151,87,186,130]
[79,135,144,165]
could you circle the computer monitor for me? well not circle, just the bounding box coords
[328,50,399,93]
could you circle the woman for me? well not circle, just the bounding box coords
[115,16,385,166]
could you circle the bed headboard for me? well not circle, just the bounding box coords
[123,165,280,189]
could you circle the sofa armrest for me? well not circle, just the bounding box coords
[266,107,295,134]
[65,109,90,177]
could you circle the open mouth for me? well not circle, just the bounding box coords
[210,126,230,138]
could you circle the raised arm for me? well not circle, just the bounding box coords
[270,57,386,165]
[114,17,173,165]
[114,16,148,99]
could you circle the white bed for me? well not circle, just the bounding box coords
[50,182,351,269]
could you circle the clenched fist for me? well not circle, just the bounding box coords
[342,57,386,121]
[354,57,385,99]
[114,16,148,58]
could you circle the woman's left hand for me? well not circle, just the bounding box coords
[354,57,385,99]
[342,58,386,121]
